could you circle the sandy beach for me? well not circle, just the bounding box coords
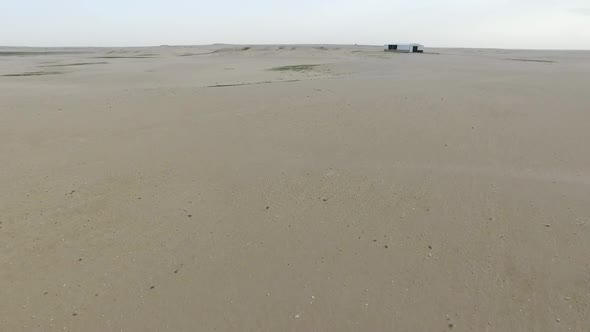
[1,45,589,331]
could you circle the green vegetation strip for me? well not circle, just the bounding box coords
[3,71,63,77]
[39,62,108,67]
[270,64,320,72]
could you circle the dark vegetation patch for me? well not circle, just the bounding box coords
[506,58,556,63]
[270,64,320,72]
[3,71,63,77]
[208,79,300,88]
[211,46,252,54]
[38,62,108,67]
[178,52,216,56]
[94,56,157,59]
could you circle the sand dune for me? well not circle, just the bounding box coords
[1,45,589,331]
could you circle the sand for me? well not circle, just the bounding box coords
[1,45,589,331]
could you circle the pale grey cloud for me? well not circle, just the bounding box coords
[570,8,590,15]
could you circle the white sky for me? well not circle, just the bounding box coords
[1,0,589,49]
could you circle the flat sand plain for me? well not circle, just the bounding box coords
[1,45,589,331]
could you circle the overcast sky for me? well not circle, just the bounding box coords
[1,0,589,49]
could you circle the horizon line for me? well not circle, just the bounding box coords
[1,43,589,51]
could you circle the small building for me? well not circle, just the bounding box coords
[384,44,424,53]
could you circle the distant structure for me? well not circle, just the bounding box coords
[384,44,424,53]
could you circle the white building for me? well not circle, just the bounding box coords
[384,44,424,53]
